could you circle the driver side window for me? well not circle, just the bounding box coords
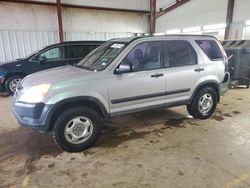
[33,47,64,62]
[120,41,161,72]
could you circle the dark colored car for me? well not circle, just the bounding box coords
[0,41,103,94]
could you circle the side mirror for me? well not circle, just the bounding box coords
[37,56,46,64]
[115,63,132,74]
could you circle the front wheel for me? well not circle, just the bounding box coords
[187,86,218,119]
[52,106,103,152]
[5,75,23,95]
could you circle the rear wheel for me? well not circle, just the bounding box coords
[187,86,218,119]
[5,75,23,95]
[52,106,103,152]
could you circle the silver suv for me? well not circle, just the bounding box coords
[13,35,230,152]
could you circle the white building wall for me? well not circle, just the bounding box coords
[230,0,250,39]
[155,0,250,40]
[156,0,227,34]
[0,2,149,32]
[62,8,148,33]
[0,1,149,61]
[32,0,150,11]
[0,3,58,31]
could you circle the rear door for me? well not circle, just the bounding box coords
[65,44,100,65]
[162,40,207,103]
[196,40,225,82]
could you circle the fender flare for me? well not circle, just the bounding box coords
[45,96,109,131]
[188,80,220,103]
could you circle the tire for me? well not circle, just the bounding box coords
[52,106,103,152]
[187,105,194,117]
[5,75,23,95]
[187,86,218,119]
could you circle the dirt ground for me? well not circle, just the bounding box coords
[0,89,250,188]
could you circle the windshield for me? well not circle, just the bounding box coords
[76,42,127,71]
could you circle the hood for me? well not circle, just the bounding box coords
[0,59,25,71]
[21,65,101,88]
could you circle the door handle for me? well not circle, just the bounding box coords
[151,73,164,78]
[194,68,205,72]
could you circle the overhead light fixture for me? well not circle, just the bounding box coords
[246,20,250,26]
[182,26,201,33]
[203,23,226,30]
[153,33,165,36]
[166,29,181,34]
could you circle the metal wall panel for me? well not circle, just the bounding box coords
[0,30,136,62]
[64,31,134,41]
[0,30,59,63]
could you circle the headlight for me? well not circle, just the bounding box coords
[19,84,51,103]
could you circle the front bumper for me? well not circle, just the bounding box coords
[220,72,230,95]
[13,101,53,133]
[0,76,6,92]
[0,83,4,92]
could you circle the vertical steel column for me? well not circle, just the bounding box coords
[225,0,234,40]
[56,0,64,42]
[150,0,156,34]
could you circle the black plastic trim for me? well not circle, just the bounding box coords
[111,88,190,104]
[223,72,230,83]
[47,96,108,120]
[13,96,108,133]
[188,80,220,103]
[110,100,189,116]
[0,83,4,92]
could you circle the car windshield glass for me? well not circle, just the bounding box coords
[76,42,126,71]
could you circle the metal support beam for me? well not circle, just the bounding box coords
[156,0,190,18]
[224,0,235,40]
[56,0,64,42]
[150,0,156,34]
[1,0,150,14]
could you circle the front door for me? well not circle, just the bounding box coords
[27,46,67,74]
[108,41,166,115]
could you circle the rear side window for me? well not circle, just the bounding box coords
[65,45,98,59]
[163,40,197,68]
[196,40,223,60]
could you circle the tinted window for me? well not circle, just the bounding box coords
[196,40,223,60]
[120,41,161,71]
[65,45,98,59]
[33,47,64,61]
[163,40,197,67]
